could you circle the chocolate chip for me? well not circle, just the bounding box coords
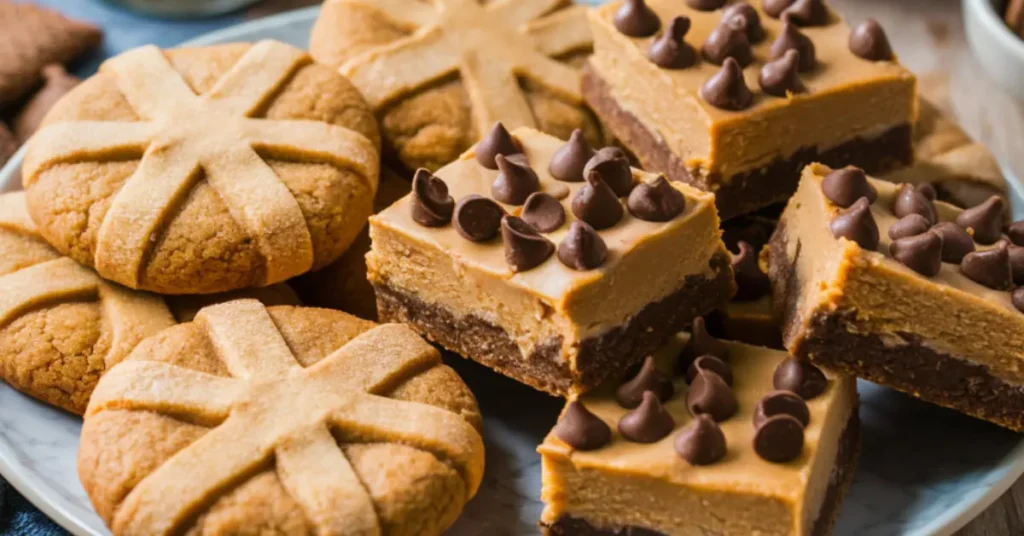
[1008,243,1024,285]
[686,0,726,10]
[849,19,894,61]
[890,231,943,277]
[830,197,879,250]
[753,414,805,462]
[731,241,771,300]
[685,355,733,386]
[889,214,931,241]
[554,401,612,451]
[753,390,810,429]
[491,154,540,205]
[558,221,608,271]
[410,168,454,227]
[759,50,806,97]
[571,173,624,230]
[931,222,976,263]
[618,391,676,443]
[583,147,634,197]
[723,2,765,43]
[918,183,938,201]
[687,369,738,422]
[648,16,697,69]
[679,317,731,370]
[722,216,772,252]
[1007,221,1024,246]
[961,243,1013,290]
[501,216,554,272]
[627,175,685,222]
[769,22,816,71]
[772,357,827,400]
[613,0,661,37]
[675,414,727,465]
[781,0,828,26]
[892,184,937,225]
[549,129,595,183]
[1013,288,1024,314]
[453,195,504,242]
[702,17,753,66]
[821,167,877,208]
[475,122,520,170]
[956,196,1005,245]
[763,0,795,18]
[700,57,754,110]
[616,356,675,409]
[521,192,565,232]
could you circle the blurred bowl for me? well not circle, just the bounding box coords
[103,0,261,18]
[964,0,1024,101]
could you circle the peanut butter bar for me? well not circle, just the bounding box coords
[539,328,859,535]
[585,0,916,219]
[368,126,735,397]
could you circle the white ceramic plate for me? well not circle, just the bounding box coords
[3,6,1024,536]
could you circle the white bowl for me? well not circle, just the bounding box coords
[964,0,1024,101]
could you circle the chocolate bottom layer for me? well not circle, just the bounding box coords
[542,410,861,536]
[581,63,914,220]
[769,222,1024,432]
[375,253,734,397]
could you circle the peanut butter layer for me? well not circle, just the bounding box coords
[588,0,916,182]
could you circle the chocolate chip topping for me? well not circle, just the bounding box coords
[491,154,540,205]
[675,414,727,465]
[753,390,810,429]
[956,195,1005,245]
[931,222,976,263]
[685,355,734,386]
[679,317,731,369]
[627,175,685,222]
[960,242,1013,290]
[501,216,554,272]
[821,167,877,208]
[892,184,938,225]
[769,23,816,71]
[830,197,879,250]
[889,214,931,241]
[453,195,504,242]
[890,231,943,277]
[686,0,726,10]
[700,57,754,110]
[1008,243,1024,285]
[753,414,805,462]
[583,147,634,197]
[917,183,938,201]
[520,192,566,233]
[549,129,595,183]
[849,19,894,61]
[780,0,828,26]
[554,401,612,451]
[618,391,676,443]
[613,0,661,37]
[410,168,455,227]
[557,221,608,271]
[1007,221,1024,246]
[723,2,765,43]
[475,122,520,170]
[759,49,806,97]
[763,0,795,18]
[731,241,771,300]
[772,357,827,400]
[648,16,697,69]
[571,173,624,230]
[687,369,738,422]
[616,356,675,409]
[702,17,753,67]
[1013,288,1024,314]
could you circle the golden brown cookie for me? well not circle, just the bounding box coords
[79,300,484,536]
[23,41,382,295]
[14,64,81,143]
[309,0,601,173]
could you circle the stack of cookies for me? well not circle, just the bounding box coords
[3,1,1021,535]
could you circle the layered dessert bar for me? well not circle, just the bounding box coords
[368,126,735,396]
[539,326,859,535]
[769,163,1024,430]
[585,0,916,218]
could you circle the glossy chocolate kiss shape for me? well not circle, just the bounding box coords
[572,173,625,230]
[960,242,1013,290]
[762,0,795,18]
[687,369,738,422]
[890,231,943,277]
[849,19,894,61]
[679,317,731,368]
[410,168,454,227]
[675,414,727,465]
[769,22,816,72]
[821,167,877,208]
[753,414,805,463]
[627,175,685,222]
[1008,242,1024,285]
[830,197,879,251]
[753,390,810,429]
[702,17,753,67]
[453,195,504,242]
[931,222,976,263]
[501,216,554,272]
[888,214,931,241]
[557,221,608,271]
[618,391,676,443]
[1013,288,1024,314]
[492,154,540,205]
[892,183,938,225]
[613,0,661,37]
[780,0,828,26]
[549,129,595,182]
[583,147,634,197]
[700,57,754,111]
[731,240,771,300]
[520,192,566,232]
[554,401,612,451]
[723,2,765,43]
[475,122,520,170]
[685,355,733,386]
[772,357,827,400]
[686,0,726,10]
[759,49,806,97]
[1007,221,1024,246]
[616,356,675,409]
[956,195,1005,245]
[648,16,697,69]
